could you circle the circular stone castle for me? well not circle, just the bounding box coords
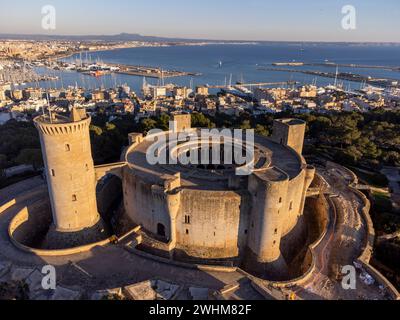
[10,110,316,281]
[122,115,315,279]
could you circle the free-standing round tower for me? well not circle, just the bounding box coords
[34,108,106,248]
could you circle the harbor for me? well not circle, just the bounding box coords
[3,44,400,96]
[43,58,201,79]
[272,61,400,71]
[0,60,59,86]
[108,62,201,79]
[259,67,400,88]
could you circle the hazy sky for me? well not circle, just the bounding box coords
[0,0,399,42]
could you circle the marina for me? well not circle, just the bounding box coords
[0,60,59,86]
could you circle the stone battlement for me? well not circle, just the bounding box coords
[34,116,91,136]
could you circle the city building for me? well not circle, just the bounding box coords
[173,86,191,99]
[195,86,209,96]
[12,89,23,100]
[150,86,167,99]
[299,85,317,98]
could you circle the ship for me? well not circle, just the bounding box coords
[222,84,253,99]
[89,70,107,77]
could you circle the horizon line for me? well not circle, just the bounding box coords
[0,32,400,45]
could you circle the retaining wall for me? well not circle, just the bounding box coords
[2,188,112,257]
[328,162,399,300]
[350,184,400,300]
[237,189,330,294]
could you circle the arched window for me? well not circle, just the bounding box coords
[72,194,77,202]
[65,144,71,152]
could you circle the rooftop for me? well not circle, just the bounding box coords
[125,129,303,190]
[34,107,89,125]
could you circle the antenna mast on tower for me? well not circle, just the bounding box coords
[334,65,339,87]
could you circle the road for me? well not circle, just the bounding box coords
[290,165,392,300]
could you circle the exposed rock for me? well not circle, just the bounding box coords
[10,267,34,282]
[51,286,81,300]
[154,280,180,300]
[25,269,46,298]
[91,287,124,300]
[124,280,157,300]
[189,287,210,300]
[0,261,11,280]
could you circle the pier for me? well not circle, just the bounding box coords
[305,62,400,72]
[105,63,200,79]
[259,67,400,88]
[48,59,201,79]
[207,81,298,89]
[272,62,400,72]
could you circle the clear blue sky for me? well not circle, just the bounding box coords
[0,0,399,42]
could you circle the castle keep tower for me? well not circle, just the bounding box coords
[271,119,306,155]
[34,108,105,248]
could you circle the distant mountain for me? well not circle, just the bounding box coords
[0,33,213,43]
[0,33,398,46]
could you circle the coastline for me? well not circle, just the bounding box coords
[49,41,261,62]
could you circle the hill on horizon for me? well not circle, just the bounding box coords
[0,33,398,46]
[0,32,221,42]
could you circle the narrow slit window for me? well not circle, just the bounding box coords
[65,144,71,152]
[72,194,77,202]
[51,169,55,177]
